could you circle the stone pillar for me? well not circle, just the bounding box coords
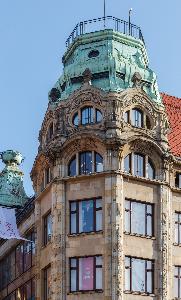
[104,174,124,300]
[159,185,172,300]
[51,181,66,300]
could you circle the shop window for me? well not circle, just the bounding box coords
[70,198,102,234]
[70,256,102,292]
[125,200,154,237]
[125,257,154,294]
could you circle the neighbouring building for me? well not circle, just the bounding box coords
[1,15,181,300]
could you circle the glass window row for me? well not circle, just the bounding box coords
[73,106,102,126]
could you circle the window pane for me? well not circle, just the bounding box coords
[96,267,102,289]
[125,267,131,290]
[47,214,52,242]
[124,111,129,123]
[24,240,32,271]
[147,271,153,293]
[96,109,102,123]
[96,199,102,209]
[80,152,92,175]
[132,109,143,127]
[132,259,145,292]
[131,202,145,235]
[79,257,94,290]
[81,107,94,125]
[95,153,103,172]
[15,243,24,277]
[96,256,102,266]
[73,113,79,126]
[68,157,76,176]
[24,280,32,299]
[79,201,94,232]
[71,213,77,234]
[125,210,130,232]
[124,154,131,173]
[96,210,102,231]
[71,270,77,291]
[148,160,155,180]
[134,153,144,177]
[174,276,179,298]
[71,202,76,212]
[71,258,77,268]
[147,215,153,236]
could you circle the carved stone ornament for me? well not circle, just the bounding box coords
[82,68,92,84]
[131,72,143,88]
[130,139,155,156]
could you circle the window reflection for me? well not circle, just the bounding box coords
[125,200,153,236]
[125,257,154,294]
[68,156,76,176]
[132,109,143,128]
[80,152,92,174]
[72,106,102,126]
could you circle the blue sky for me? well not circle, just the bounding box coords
[0,0,180,196]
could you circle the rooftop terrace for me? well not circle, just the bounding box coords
[66,16,145,48]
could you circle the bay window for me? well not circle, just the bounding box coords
[70,198,102,234]
[125,200,154,236]
[70,256,102,292]
[125,256,154,294]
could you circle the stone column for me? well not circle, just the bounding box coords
[51,181,66,300]
[159,185,172,300]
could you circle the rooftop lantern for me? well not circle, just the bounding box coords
[0,150,28,208]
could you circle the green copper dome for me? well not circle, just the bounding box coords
[48,16,162,105]
[0,150,28,208]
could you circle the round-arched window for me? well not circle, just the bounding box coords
[68,151,103,176]
[124,108,151,129]
[72,106,102,126]
[124,152,155,180]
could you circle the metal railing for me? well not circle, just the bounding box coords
[66,16,144,47]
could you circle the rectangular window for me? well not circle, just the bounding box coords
[125,256,154,294]
[125,200,153,236]
[175,212,181,244]
[44,266,51,300]
[70,256,103,292]
[70,198,102,234]
[175,173,181,188]
[5,279,35,300]
[174,266,181,298]
[43,212,52,245]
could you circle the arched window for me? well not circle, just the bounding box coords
[68,156,76,176]
[132,108,143,128]
[72,107,102,126]
[124,152,155,180]
[68,151,103,176]
[148,159,155,180]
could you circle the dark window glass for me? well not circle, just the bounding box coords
[68,156,76,176]
[124,154,131,173]
[148,159,155,180]
[134,153,144,177]
[15,243,24,277]
[70,198,102,234]
[96,109,102,123]
[146,115,151,129]
[175,173,181,188]
[24,238,32,271]
[88,50,99,58]
[79,152,92,175]
[125,200,153,236]
[175,213,181,244]
[70,256,102,292]
[132,108,143,127]
[73,113,79,126]
[44,266,51,300]
[44,213,52,245]
[81,107,94,125]
[95,153,103,172]
[174,266,181,298]
[125,257,154,294]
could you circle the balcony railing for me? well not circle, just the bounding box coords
[66,16,145,48]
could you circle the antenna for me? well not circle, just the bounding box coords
[104,0,106,28]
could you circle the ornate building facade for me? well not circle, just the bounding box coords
[1,16,181,300]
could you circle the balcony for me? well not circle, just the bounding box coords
[66,16,145,48]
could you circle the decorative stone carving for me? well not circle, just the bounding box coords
[131,72,143,88]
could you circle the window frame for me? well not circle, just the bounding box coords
[43,212,52,246]
[69,255,103,293]
[43,265,51,300]
[69,197,102,235]
[175,212,181,245]
[125,199,154,237]
[125,256,154,294]
[72,106,102,127]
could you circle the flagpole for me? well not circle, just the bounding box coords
[104,0,106,28]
